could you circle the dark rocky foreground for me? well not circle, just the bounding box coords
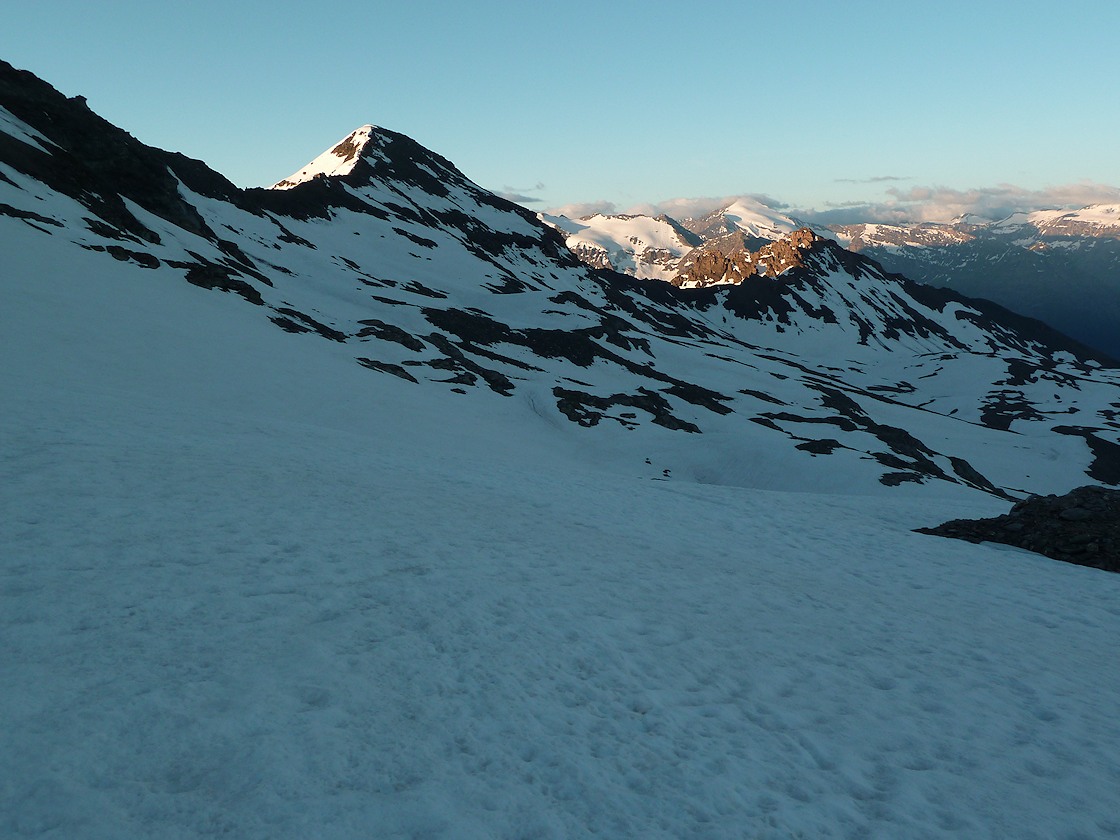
[916,486,1120,572]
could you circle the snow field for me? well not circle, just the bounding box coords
[2,133,1120,837]
[6,405,1120,837]
[4,358,1120,837]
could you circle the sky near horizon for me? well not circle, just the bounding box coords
[4,0,1119,222]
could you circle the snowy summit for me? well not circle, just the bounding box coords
[707,196,801,240]
[271,124,379,189]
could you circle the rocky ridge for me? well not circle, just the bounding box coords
[674,228,818,288]
[554,199,1120,359]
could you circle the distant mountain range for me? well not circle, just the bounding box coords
[3,58,1120,498]
[832,208,1120,358]
[547,202,1120,358]
[542,198,802,284]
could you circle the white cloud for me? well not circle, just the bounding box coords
[496,191,544,204]
[800,182,1120,225]
[622,194,793,221]
[495,182,547,204]
[834,175,911,185]
[544,200,618,219]
[545,183,1120,227]
[623,196,736,219]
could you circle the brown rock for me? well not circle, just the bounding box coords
[673,228,820,287]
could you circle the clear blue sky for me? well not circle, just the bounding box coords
[4,0,1119,221]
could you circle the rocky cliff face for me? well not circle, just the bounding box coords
[674,228,819,288]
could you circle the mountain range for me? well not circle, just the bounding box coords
[3,58,1118,498]
[833,208,1120,358]
[542,197,802,285]
[4,59,1120,838]
[550,201,1120,359]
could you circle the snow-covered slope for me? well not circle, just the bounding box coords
[540,212,700,281]
[4,59,1120,840]
[992,203,1120,239]
[271,124,379,188]
[829,221,977,253]
[7,240,1120,839]
[683,196,802,242]
[1,58,1118,499]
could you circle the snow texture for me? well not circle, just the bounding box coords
[2,89,1120,837]
[716,197,800,239]
[4,210,1120,840]
[541,212,694,281]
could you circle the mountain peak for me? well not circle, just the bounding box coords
[683,197,801,242]
[264,123,492,211]
[271,124,381,189]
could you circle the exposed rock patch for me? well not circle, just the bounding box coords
[916,485,1120,572]
[674,228,818,288]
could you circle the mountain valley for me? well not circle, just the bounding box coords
[3,59,1120,839]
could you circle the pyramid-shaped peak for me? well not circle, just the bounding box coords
[271,125,382,190]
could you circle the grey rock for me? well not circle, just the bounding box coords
[916,485,1120,573]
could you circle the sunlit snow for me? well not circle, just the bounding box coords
[718,197,799,239]
[271,124,379,189]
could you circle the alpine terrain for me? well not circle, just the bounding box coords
[553,200,1120,359]
[3,60,1119,839]
[832,208,1120,359]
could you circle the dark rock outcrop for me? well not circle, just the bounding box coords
[916,485,1120,572]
